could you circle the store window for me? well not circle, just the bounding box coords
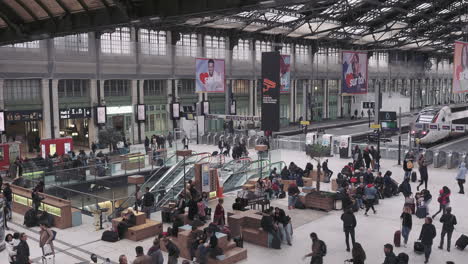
[144,80,165,96]
[179,79,196,95]
[101,27,131,54]
[139,29,167,56]
[296,44,309,64]
[4,79,42,101]
[233,80,249,95]
[176,33,198,57]
[58,80,89,98]
[233,39,250,61]
[205,35,225,59]
[255,40,272,61]
[104,80,130,97]
[54,33,88,52]
[8,40,40,49]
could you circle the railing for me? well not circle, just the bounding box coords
[222,159,270,192]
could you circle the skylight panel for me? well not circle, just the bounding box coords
[415,3,431,10]
[438,9,450,14]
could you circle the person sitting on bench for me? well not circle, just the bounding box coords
[117,208,136,239]
[261,208,282,249]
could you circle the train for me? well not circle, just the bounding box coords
[413,104,468,145]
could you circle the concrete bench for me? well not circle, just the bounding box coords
[227,210,270,248]
[162,224,247,264]
[111,212,162,241]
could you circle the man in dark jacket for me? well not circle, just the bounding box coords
[163,237,180,264]
[419,217,437,264]
[261,208,281,249]
[322,159,333,180]
[3,183,13,220]
[398,178,412,198]
[142,187,155,219]
[341,209,357,252]
[16,233,30,264]
[438,207,457,252]
[382,243,397,264]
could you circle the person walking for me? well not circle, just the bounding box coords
[167,132,173,148]
[382,244,397,264]
[144,136,150,150]
[133,246,152,264]
[142,187,155,219]
[341,209,357,252]
[213,198,225,225]
[432,186,450,219]
[400,207,412,247]
[287,182,300,210]
[3,183,12,221]
[15,233,30,264]
[182,136,189,150]
[438,207,457,252]
[419,217,437,264]
[163,237,180,264]
[417,154,429,191]
[402,158,413,181]
[322,159,333,180]
[346,242,366,264]
[363,148,372,169]
[455,162,467,194]
[39,223,55,257]
[364,184,377,216]
[303,232,326,264]
[218,139,225,154]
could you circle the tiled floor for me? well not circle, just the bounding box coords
[2,143,467,264]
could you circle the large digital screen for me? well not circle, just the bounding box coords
[96,106,107,124]
[342,51,368,94]
[171,103,180,120]
[196,58,225,93]
[0,111,4,132]
[137,104,146,121]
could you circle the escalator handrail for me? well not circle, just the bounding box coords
[148,152,210,193]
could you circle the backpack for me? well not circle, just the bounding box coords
[320,240,327,256]
[407,161,413,169]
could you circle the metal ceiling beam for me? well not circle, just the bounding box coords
[0,10,22,36]
[55,0,71,15]
[76,0,90,13]
[14,0,40,22]
[34,0,55,19]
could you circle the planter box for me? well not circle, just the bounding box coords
[121,153,145,170]
[300,191,335,212]
[307,171,327,183]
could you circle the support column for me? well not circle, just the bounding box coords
[302,80,307,120]
[41,79,52,139]
[166,80,174,131]
[50,79,59,139]
[338,79,343,118]
[88,79,99,146]
[253,80,258,116]
[137,80,145,142]
[131,80,138,145]
[290,80,295,122]
[0,79,4,109]
[249,79,254,116]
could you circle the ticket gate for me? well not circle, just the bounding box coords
[339,135,352,159]
[322,134,334,156]
[433,151,447,168]
[447,151,461,169]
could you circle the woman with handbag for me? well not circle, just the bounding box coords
[39,223,55,257]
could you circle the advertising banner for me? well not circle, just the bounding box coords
[0,111,4,132]
[453,41,468,93]
[5,110,43,122]
[261,52,281,132]
[196,58,225,93]
[342,51,368,94]
[201,163,211,192]
[280,55,291,93]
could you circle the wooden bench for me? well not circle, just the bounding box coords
[161,224,247,264]
[227,210,270,248]
[111,212,163,241]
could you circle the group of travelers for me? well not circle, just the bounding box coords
[145,133,174,151]
[352,145,380,172]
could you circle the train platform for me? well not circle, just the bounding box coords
[2,142,467,264]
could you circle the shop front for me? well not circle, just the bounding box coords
[4,110,43,153]
[106,105,134,143]
[59,107,91,147]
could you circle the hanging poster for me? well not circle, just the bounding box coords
[261,51,281,132]
[64,142,71,153]
[453,41,468,93]
[342,51,368,94]
[196,58,225,93]
[201,163,211,192]
[0,111,4,132]
[49,144,56,156]
[280,55,291,93]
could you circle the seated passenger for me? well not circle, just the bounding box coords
[261,208,281,249]
[117,208,136,239]
[197,229,223,263]
[274,207,292,245]
[232,198,246,211]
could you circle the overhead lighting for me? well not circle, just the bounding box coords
[260,1,275,6]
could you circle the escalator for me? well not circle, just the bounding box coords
[219,157,252,183]
[222,159,270,192]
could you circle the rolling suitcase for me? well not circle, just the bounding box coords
[455,234,468,250]
[101,230,119,242]
[414,240,424,254]
[42,255,55,264]
[411,171,417,182]
[394,230,401,247]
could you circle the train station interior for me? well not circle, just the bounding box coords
[0,0,468,263]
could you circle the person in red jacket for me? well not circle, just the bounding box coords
[213,198,225,225]
[432,186,450,219]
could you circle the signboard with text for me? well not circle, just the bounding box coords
[5,110,43,122]
[59,107,91,119]
[261,51,281,131]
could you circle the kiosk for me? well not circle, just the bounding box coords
[339,135,352,158]
[0,142,21,172]
[306,132,318,145]
[322,134,334,156]
[40,137,74,158]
